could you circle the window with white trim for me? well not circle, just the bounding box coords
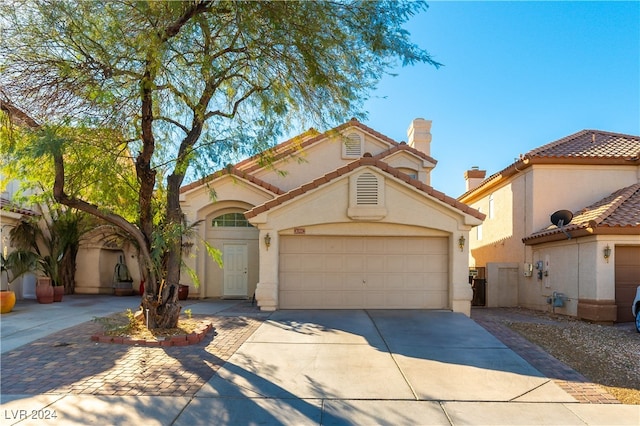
[212,212,253,227]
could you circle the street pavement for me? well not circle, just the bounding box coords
[1,296,638,425]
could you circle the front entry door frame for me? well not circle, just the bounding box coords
[223,243,248,298]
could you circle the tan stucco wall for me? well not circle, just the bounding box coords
[249,129,433,192]
[528,164,639,232]
[469,173,527,268]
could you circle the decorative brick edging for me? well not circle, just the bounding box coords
[90,322,213,347]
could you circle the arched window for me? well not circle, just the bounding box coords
[211,212,253,227]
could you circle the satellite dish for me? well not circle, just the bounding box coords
[550,210,573,239]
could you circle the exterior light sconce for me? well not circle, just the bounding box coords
[603,245,611,263]
[264,233,271,250]
[458,235,466,252]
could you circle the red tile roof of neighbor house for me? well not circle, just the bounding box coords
[245,155,485,220]
[523,183,640,244]
[0,197,39,216]
[459,130,640,201]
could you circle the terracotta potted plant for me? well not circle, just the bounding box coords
[0,254,17,314]
[178,284,189,300]
[36,276,54,304]
[1,251,38,312]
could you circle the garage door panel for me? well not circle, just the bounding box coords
[280,253,300,272]
[365,274,385,289]
[422,255,448,272]
[405,273,427,289]
[345,238,365,252]
[345,256,366,272]
[299,254,324,271]
[324,273,345,290]
[384,238,406,253]
[325,255,344,272]
[366,255,387,272]
[385,255,405,273]
[279,236,449,309]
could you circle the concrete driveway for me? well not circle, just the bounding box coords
[180,310,585,425]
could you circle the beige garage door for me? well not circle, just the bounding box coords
[615,246,640,323]
[279,235,449,309]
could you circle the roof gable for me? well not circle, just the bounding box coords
[372,142,438,167]
[182,118,405,195]
[236,118,402,174]
[523,183,640,244]
[245,155,484,221]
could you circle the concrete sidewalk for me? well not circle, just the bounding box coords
[1,298,639,425]
[0,294,240,354]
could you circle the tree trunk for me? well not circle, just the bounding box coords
[140,283,181,329]
[60,246,77,294]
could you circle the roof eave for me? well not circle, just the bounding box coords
[523,225,640,245]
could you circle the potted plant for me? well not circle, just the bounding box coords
[1,250,39,312]
[8,208,86,302]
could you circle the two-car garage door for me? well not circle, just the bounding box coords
[279,235,449,309]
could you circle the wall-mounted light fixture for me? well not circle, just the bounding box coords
[264,233,271,250]
[458,235,466,252]
[603,244,611,263]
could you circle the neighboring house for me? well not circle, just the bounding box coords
[459,130,640,323]
[180,118,484,315]
[0,180,40,299]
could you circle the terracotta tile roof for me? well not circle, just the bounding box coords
[523,183,640,244]
[0,197,39,216]
[529,130,640,158]
[245,155,484,220]
[459,130,640,201]
[179,166,286,195]
[371,142,438,166]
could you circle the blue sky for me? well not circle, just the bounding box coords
[362,1,640,197]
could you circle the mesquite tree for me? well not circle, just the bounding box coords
[0,0,439,328]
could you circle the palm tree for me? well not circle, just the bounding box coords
[10,204,87,293]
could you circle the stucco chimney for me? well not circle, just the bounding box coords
[464,166,486,191]
[407,118,432,156]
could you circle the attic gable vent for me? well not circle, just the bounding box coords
[343,133,362,158]
[356,172,378,205]
[348,170,387,221]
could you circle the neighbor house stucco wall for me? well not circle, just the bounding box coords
[528,165,638,232]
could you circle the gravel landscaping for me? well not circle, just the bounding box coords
[496,308,640,405]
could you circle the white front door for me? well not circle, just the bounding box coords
[223,243,248,298]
